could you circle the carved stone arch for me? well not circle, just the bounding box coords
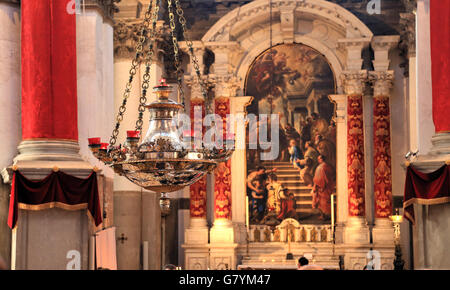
[201,0,374,94]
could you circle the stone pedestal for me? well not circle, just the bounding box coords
[372,218,395,245]
[210,219,234,244]
[185,218,209,245]
[344,217,370,244]
[1,140,96,270]
[209,243,238,270]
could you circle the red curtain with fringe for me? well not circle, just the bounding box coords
[403,165,450,224]
[8,170,102,229]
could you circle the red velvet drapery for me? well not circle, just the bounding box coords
[403,165,450,224]
[21,0,78,140]
[430,0,450,133]
[8,170,102,229]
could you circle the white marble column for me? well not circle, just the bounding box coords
[328,94,347,244]
[0,0,21,269]
[230,96,253,244]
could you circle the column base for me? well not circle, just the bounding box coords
[182,244,210,270]
[2,140,94,182]
[411,133,450,172]
[344,217,370,244]
[210,219,234,244]
[185,218,209,244]
[372,218,394,245]
[209,243,238,270]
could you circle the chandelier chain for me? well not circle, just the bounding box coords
[135,0,160,132]
[109,2,154,147]
[167,0,185,107]
[174,0,212,114]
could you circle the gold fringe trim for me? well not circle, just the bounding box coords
[18,202,88,211]
[404,210,414,224]
[403,196,450,208]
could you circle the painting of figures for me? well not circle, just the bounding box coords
[245,43,337,225]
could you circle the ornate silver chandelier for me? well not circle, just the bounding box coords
[88,0,234,203]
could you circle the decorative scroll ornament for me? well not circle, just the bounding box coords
[88,0,235,207]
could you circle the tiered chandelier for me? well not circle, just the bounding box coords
[88,0,234,206]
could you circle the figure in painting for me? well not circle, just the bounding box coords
[247,166,277,223]
[278,191,297,220]
[314,134,336,170]
[288,139,304,170]
[265,173,286,217]
[312,155,336,220]
[299,141,319,186]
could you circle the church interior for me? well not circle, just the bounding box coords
[0,0,449,271]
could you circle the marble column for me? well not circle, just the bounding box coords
[341,70,370,244]
[0,1,110,270]
[369,36,399,244]
[185,75,208,245]
[370,71,395,244]
[409,0,450,270]
[181,43,210,269]
[0,0,21,269]
[206,41,240,270]
[399,12,418,152]
[328,95,347,244]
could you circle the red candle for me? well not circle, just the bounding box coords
[88,137,101,145]
[100,143,109,150]
[127,130,140,138]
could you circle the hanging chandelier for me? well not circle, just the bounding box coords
[88,0,234,201]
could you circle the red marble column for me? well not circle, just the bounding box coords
[214,97,232,220]
[373,95,393,218]
[189,98,207,219]
[21,0,78,141]
[347,94,366,217]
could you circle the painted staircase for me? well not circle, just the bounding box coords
[262,161,314,214]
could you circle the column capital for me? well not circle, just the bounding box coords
[210,74,241,98]
[341,70,368,95]
[338,38,371,70]
[114,20,167,60]
[369,71,394,97]
[371,36,400,71]
[329,94,347,122]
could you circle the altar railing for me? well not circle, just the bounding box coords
[249,224,333,243]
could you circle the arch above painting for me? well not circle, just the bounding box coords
[201,0,374,95]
